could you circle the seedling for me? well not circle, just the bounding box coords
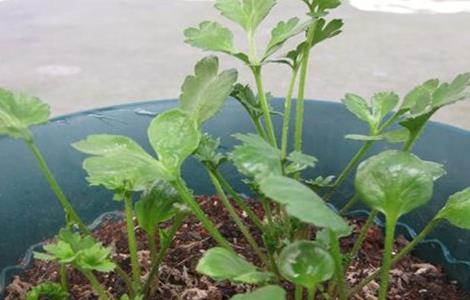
[1,0,470,299]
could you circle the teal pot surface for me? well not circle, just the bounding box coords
[1,99,469,297]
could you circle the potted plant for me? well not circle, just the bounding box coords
[1,0,470,299]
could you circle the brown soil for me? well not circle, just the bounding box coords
[4,196,465,300]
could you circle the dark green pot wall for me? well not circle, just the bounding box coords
[1,99,469,297]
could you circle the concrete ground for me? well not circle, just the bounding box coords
[0,0,469,129]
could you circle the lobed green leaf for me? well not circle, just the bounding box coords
[26,282,69,300]
[437,188,470,229]
[179,56,238,124]
[184,21,237,55]
[0,88,50,140]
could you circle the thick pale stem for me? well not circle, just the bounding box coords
[124,194,141,287]
[212,169,264,231]
[26,140,88,233]
[348,218,441,297]
[294,22,317,155]
[143,213,186,297]
[308,285,317,300]
[81,270,111,300]
[378,216,397,300]
[172,177,234,251]
[350,210,378,259]
[281,67,300,159]
[148,228,158,262]
[295,285,303,300]
[339,194,360,215]
[252,66,278,147]
[208,170,270,267]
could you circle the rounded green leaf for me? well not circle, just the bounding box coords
[230,285,286,300]
[148,109,201,173]
[0,88,50,140]
[72,134,147,156]
[278,241,335,289]
[355,150,437,220]
[437,188,470,229]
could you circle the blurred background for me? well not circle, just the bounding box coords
[0,0,469,128]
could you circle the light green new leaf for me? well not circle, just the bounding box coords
[231,133,282,180]
[437,188,470,229]
[82,152,167,193]
[259,176,349,232]
[285,151,317,174]
[230,286,286,300]
[26,282,69,300]
[383,128,410,144]
[278,241,335,289]
[263,17,312,60]
[179,56,238,124]
[72,134,146,156]
[148,109,201,173]
[215,0,277,32]
[135,182,180,234]
[77,243,116,272]
[34,241,76,264]
[371,92,399,124]
[197,247,273,284]
[184,21,237,54]
[0,88,50,140]
[342,93,372,124]
[345,134,383,141]
[355,150,442,220]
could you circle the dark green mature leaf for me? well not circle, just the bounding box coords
[148,109,201,173]
[179,56,238,124]
[342,93,372,124]
[0,88,50,140]
[316,0,342,11]
[215,0,277,32]
[231,84,263,118]
[184,21,237,54]
[230,286,286,300]
[197,247,273,284]
[26,282,69,300]
[311,19,343,48]
[259,176,349,232]
[278,241,335,289]
[437,188,470,229]
[135,181,180,234]
[355,150,443,220]
[263,17,312,60]
[231,133,282,180]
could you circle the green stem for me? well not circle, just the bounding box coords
[339,194,360,215]
[325,142,373,201]
[80,269,111,300]
[172,177,234,251]
[348,218,441,297]
[212,169,264,231]
[262,198,274,230]
[350,210,378,259]
[114,266,134,297]
[308,285,317,300]
[378,216,397,300]
[60,264,68,292]
[281,67,300,159]
[329,230,347,300]
[253,116,268,140]
[143,213,187,297]
[148,228,158,262]
[252,66,278,147]
[294,21,317,155]
[208,170,270,267]
[295,285,303,300]
[124,193,141,287]
[26,140,88,233]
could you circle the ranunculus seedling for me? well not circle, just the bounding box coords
[355,150,445,300]
[278,241,335,296]
[26,282,69,300]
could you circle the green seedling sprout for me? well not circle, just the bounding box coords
[26,282,69,300]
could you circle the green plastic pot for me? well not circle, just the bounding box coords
[1,99,469,297]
